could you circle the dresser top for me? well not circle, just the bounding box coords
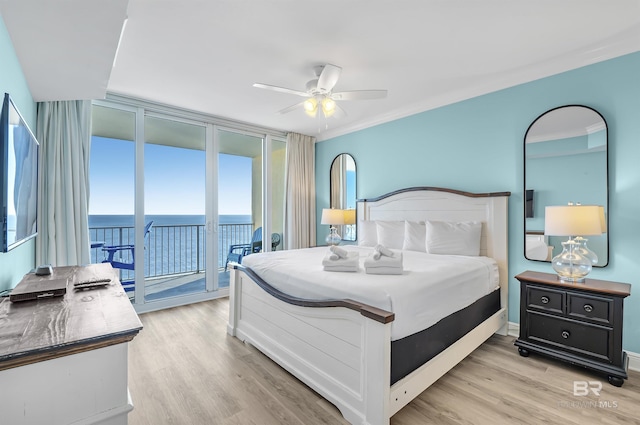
[0,263,143,371]
[515,270,631,297]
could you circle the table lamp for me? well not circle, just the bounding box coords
[544,204,603,282]
[321,208,344,246]
[342,209,356,240]
[343,209,356,226]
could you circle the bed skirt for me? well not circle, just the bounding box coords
[391,288,501,384]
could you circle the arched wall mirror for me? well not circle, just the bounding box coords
[330,153,357,241]
[524,105,608,266]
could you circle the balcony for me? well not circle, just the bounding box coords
[90,222,255,301]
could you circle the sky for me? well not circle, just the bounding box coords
[89,136,252,215]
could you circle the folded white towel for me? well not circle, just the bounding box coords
[365,266,403,275]
[322,251,359,267]
[365,250,403,268]
[324,265,359,272]
[374,244,394,258]
[329,245,349,259]
[365,246,403,275]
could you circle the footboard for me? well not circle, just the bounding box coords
[227,266,395,425]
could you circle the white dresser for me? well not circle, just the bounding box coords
[0,264,143,425]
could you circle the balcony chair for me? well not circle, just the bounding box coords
[94,221,154,292]
[224,227,282,271]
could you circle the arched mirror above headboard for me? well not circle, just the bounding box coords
[330,153,357,241]
[524,105,608,266]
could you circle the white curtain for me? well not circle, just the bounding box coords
[284,132,316,249]
[36,100,92,266]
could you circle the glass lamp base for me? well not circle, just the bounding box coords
[325,227,342,246]
[557,275,586,283]
[551,239,592,283]
[573,236,598,265]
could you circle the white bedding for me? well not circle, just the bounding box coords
[241,245,499,340]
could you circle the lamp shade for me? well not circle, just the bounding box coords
[343,209,356,225]
[304,98,318,117]
[544,205,603,236]
[321,97,336,117]
[599,206,607,233]
[321,208,345,225]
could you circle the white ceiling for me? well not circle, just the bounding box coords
[2,0,640,141]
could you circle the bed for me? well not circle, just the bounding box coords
[227,187,510,425]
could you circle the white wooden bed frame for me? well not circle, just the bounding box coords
[228,187,510,425]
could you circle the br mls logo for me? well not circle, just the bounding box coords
[573,380,602,396]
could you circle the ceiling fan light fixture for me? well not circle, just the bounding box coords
[303,98,317,115]
[321,97,336,116]
[253,62,388,120]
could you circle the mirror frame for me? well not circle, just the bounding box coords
[329,153,357,241]
[523,105,609,267]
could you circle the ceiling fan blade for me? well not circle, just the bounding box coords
[317,64,342,92]
[253,83,310,98]
[331,90,388,101]
[333,103,347,119]
[278,101,306,114]
[321,102,347,119]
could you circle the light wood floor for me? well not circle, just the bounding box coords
[128,298,640,425]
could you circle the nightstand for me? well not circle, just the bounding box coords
[514,270,631,387]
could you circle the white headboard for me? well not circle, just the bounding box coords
[357,187,511,310]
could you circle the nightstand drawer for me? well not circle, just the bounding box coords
[527,286,564,314]
[567,293,612,324]
[527,312,612,362]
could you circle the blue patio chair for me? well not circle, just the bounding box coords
[224,227,282,271]
[225,227,262,271]
[96,221,154,292]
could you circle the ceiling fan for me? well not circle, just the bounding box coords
[253,64,387,118]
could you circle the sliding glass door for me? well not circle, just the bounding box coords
[143,115,208,302]
[270,139,286,251]
[89,105,138,300]
[217,129,262,284]
[90,98,285,311]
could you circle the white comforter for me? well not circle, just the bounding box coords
[241,245,499,341]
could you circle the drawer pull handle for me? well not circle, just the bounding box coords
[584,304,593,313]
[540,296,550,304]
[561,331,570,339]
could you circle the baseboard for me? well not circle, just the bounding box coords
[506,321,639,372]
[627,351,640,372]
[507,321,519,338]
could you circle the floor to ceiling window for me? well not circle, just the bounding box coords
[89,97,286,312]
[143,115,208,302]
[217,129,263,285]
[270,139,287,250]
[89,105,138,300]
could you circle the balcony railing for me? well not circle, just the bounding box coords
[90,223,255,282]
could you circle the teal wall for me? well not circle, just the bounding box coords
[316,51,640,353]
[0,15,37,290]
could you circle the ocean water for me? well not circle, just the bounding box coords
[89,214,253,278]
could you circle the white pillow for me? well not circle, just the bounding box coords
[358,221,378,247]
[376,221,405,250]
[403,221,426,252]
[425,221,482,256]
